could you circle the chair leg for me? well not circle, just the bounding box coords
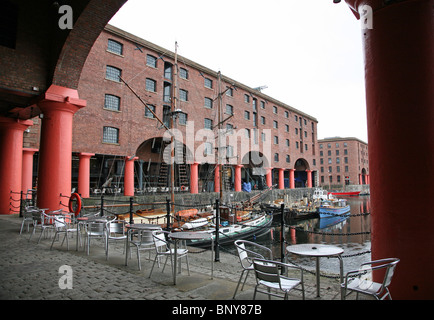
[233,270,247,299]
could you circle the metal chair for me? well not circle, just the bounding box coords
[148,230,190,278]
[105,219,127,260]
[252,258,305,300]
[29,209,61,243]
[50,212,78,251]
[341,258,400,300]
[84,221,107,255]
[233,240,272,299]
[20,206,39,234]
[127,227,161,271]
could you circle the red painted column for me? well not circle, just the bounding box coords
[306,170,312,188]
[265,167,273,188]
[0,118,33,214]
[345,0,434,299]
[36,85,86,212]
[234,165,243,192]
[124,156,138,197]
[22,148,38,199]
[278,168,285,189]
[289,169,295,189]
[190,162,199,194]
[78,153,94,198]
[214,165,220,193]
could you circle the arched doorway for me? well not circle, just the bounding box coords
[135,137,192,191]
[241,151,270,190]
[294,158,310,188]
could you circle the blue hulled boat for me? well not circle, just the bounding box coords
[318,198,350,218]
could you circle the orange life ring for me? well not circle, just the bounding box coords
[69,193,82,216]
[180,185,186,191]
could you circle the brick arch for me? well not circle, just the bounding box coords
[52,0,128,89]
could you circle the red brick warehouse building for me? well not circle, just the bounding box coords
[317,137,369,188]
[29,24,322,196]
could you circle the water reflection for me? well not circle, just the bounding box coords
[268,196,371,274]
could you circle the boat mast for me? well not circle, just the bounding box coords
[217,71,224,203]
[170,41,179,213]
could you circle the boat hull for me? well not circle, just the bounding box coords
[329,191,361,196]
[186,214,273,248]
[318,205,350,218]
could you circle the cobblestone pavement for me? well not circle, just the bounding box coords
[0,214,350,304]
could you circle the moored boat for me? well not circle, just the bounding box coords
[329,191,361,196]
[318,198,350,218]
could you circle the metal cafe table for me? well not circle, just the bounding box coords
[168,231,214,285]
[286,243,344,298]
[124,223,162,266]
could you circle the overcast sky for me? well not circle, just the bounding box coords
[109,0,368,142]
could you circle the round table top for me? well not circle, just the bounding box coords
[286,243,343,257]
[169,231,212,240]
[125,223,161,230]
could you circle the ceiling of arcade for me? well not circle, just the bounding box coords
[0,0,127,119]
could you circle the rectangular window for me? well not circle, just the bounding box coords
[204,97,213,109]
[179,89,188,101]
[226,104,233,115]
[103,127,119,144]
[260,101,265,109]
[104,94,120,111]
[274,153,279,162]
[226,88,233,97]
[146,54,157,68]
[204,142,213,156]
[107,39,123,55]
[105,66,121,82]
[285,124,289,132]
[179,68,188,79]
[163,82,171,102]
[164,62,172,80]
[226,123,234,134]
[273,106,278,114]
[273,120,278,129]
[274,136,279,144]
[244,111,250,120]
[145,105,156,118]
[204,118,213,130]
[284,111,289,118]
[244,94,250,103]
[261,116,266,125]
[245,128,250,138]
[286,139,290,147]
[204,78,213,88]
[178,112,187,125]
[286,155,290,163]
[146,78,156,92]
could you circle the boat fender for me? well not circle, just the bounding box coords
[68,193,82,216]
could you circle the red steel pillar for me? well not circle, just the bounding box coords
[345,0,434,299]
[78,153,94,198]
[214,165,220,193]
[234,165,243,192]
[289,169,295,189]
[124,156,138,197]
[265,167,273,188]
[190,162,199,194]
[278,168,285,190]
[306,170,312,188]
[22,148,38,200]
[36,85,86,212]
[0,118,33,214]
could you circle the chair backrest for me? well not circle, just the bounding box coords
[152,230,169,251]
[88,222,105,233]
[234,240,271,270]
[53,215,67,229]
[107,220,125,234]
[381,258,400,288]
[253,259,281,285]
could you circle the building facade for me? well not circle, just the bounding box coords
[22,25,369,196]
[317,137,369,188]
